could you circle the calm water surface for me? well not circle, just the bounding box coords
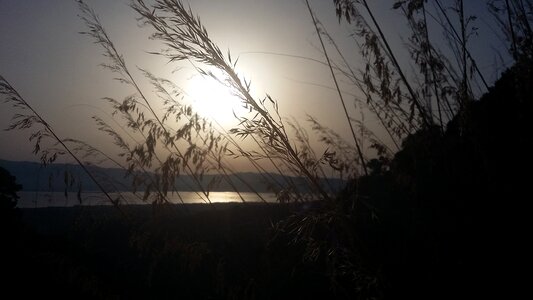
[17,191,278,208]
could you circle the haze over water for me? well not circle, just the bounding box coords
[16,191,278,208]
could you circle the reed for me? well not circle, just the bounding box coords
[1,0,531,297]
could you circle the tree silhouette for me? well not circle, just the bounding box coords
[0,166,22,229]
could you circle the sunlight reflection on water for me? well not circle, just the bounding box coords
[16,191,278,208]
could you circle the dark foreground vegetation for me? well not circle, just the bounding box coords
[4,202,335,299]
[1,0,532,299]
[331,58,533,299]
[4,56,531,299]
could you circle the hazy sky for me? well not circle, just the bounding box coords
[0,0,511,170]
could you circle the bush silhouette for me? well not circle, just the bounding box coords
[0,166,21,235]
[336,57,533,299]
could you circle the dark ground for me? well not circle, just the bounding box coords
[3,203,333,299]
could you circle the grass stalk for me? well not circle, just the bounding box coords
[305,0,368,176]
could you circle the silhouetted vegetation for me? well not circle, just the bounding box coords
[10,204,314,299]
[333,57,532,298]
[1,0,532,298]
[0,166,21,219]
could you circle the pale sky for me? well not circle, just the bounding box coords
[0,0,511,171]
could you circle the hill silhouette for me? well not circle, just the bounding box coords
[0,159,344,194]
[332,57,533,299]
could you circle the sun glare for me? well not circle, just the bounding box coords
[186,73,246,127]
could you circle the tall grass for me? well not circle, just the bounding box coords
[1,0,531,297]
[0,0,498,204]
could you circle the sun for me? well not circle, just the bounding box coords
[186,72,246,127]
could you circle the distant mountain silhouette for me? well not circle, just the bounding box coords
[0,159,344,193]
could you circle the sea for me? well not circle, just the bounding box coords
[16,191,279,208]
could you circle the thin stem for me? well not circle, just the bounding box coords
[422,3,444,132]
[305,0,368,176]
[460,0,469,105]
[320,24,402,150]
[2,78,128,217]
[506,0,519,59]
[433,0,489,91]
[361,0,431,128]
